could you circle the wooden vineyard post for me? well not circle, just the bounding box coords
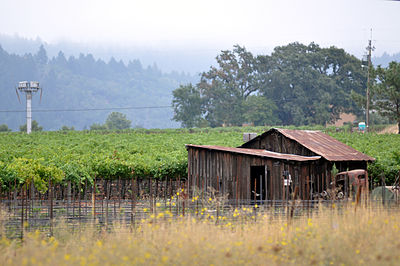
[67,180,71,217]
[182,180,185,217]
[84,178,87,217]
[177,179,181,216]
[130,173,136,228]
[21,185,24,239]
[155,179,158,216]
[149,178,153,213]
[289,186,299,221]
[49,178,53,220]
[72,183,75,218]
[118,176,121,215]
[25,183,28,228]
[49,178,54,236]
[105,180,109,226]
[164,178,167,209]
[92,176,96,218]
[101,180,105,221]
[169,178,172,213]
[78,177,81,221]
[13,177,17,217]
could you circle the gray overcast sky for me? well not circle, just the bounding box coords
[0,0,399,57]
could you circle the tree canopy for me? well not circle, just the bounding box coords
[0,124,11,132]
[172,43,367,128]
[105,112,131,130]
[0,45,195,131]
[19,120,43,132]
[372,61,400,134]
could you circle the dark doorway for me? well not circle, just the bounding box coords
[250,166,268,203]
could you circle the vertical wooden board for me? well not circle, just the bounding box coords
[206,151,209,192]
[276,162,281,200]
[267,160,273,200]
[244,157,250,200]
[211,152,216,191]
[200,150,204,193]
[224,153,230,199]
[232,155,237,201]
[209,151,212,191]
[229,153,233,199]
[318,164,321,193]
[279,163,283,200]
[205,150,209,192]
[216,152,219,192]
[192,149,195,188]
[237,156,241,201]
[321,168,325,193]
[326,162,331,188]
[282,137,287,153]
[191,149,195,189]
[203,150,206,192]
[301,165,307,200]
[210,152,218,191]
[325,162,329,191]
[271,160,276,201]
[204,150,208,191]
[190,149,196,189]
[238,155,242,200]
[221,152,225,195]
[230,154,234,200]
[218,152,223,194]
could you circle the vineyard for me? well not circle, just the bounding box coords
[0,126,399,193]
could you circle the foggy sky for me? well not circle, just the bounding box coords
[1,0,400,58]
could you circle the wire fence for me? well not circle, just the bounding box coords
[1,178,399,239]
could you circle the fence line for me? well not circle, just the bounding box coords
[0,179,399,239]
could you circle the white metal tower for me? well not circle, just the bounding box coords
[16,81,42,134]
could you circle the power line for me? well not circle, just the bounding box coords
[0,105,173,113]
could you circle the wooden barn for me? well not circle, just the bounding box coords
[186,128,375,201]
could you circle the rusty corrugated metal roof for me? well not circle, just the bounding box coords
[186,144,321,162]
[268,128,375,162]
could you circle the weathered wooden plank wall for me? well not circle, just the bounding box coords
[187,147,319,201]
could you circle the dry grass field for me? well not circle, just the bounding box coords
[1,203,400,266]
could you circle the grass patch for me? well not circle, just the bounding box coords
[0,204,399,265]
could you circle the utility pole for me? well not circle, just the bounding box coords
[16,81,42,134]
[366,29,374,132]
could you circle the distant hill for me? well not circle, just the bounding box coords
[373,52,400,67]
[0,44,198,131]
[0,34,217,75]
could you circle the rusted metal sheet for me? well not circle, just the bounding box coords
[241,128,375,162]
[186,144,321,162]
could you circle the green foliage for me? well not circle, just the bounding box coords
[19,120,43,132]
[172,84,205,128]
[243,95,280,126]
[372,61,400,134]
[105,112,131,130]
[172,42,366,128]
[90,123,108,131]
[0,124,11,132]
[3,158,63,193]
[0,127,398,192]
[0,45,195,130]
[331,132,400,185]
[60,125,75,131]
[331,164,339,177]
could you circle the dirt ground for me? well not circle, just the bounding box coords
[379,125,398,134]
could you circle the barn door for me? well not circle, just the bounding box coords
[250,166,268,204]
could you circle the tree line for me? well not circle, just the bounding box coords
[0,111,131,132]
[172,42,399,131]
[0,44,195,131]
